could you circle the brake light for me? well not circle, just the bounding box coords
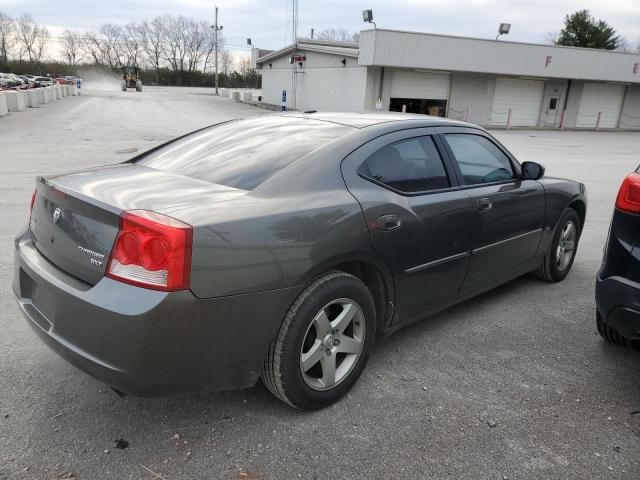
[615,172,640,214]
[106,210,193,291]
[29,190,36,212]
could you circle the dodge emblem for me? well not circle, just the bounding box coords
[52,207,62,224]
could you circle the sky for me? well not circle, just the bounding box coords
[1,0,639,60]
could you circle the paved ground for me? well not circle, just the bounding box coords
[1,86,639,480]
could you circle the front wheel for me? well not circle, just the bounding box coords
[533,208,580,282]
[261,272,376,410]
[136,80,142,92]
[121,80,127,92]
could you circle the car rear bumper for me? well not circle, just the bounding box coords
[13,229,299,396]
[595,272,640,342]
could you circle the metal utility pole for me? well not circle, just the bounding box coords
[212,5,223,95]
[291,0,298,109]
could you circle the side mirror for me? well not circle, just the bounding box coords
[521,161,545,180]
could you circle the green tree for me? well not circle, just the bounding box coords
[555,10,621,50]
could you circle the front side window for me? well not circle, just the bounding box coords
[358,136,450,193]
[444,134,515,186]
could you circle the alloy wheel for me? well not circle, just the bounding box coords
[300,298,366,391]
[556,220,577,271]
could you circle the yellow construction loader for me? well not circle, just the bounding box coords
[121,66,142,92]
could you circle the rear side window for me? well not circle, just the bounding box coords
[358,136,450,193]
[135,116,353,190]
[443,134,515,185]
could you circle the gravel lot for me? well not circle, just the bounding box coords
[1,86,639,480]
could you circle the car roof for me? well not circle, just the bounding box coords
[277,111,474,129]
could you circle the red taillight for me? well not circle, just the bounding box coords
[30,190,36,212]
[616,172,640,214]
[106,210,193,291]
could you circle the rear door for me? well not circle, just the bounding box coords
[438,127,545,295]
[341,127,474,322]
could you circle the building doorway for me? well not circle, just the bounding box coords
[390,98,447,117]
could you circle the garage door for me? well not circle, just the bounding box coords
[490,78,544,127]
[390,70,450,99]
[576,83,624,129]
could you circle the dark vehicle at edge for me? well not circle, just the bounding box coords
[596,168,640,347]
[13,113,587,409]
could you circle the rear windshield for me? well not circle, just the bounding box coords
[135,116,353,190]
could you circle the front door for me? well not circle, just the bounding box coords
[341,128,475,322]
[438,129,546,295]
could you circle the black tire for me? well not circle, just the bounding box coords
[596,310,627,347]
[261,272,376,410]
[533,208,580,282]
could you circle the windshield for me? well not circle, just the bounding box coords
[135,116,353,190]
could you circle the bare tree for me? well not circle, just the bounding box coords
[17,14,38,61]
[185,20,207,73]
[238,57,252,76]
[615,38,631,53]
[82,31,104,65]
[202,28,223,75]
[160,15,190,82]
[314,28,359,43]
[99,23,124,68]
[61,30,84,65]
[138,17,165,83]
[0,13,16,62]
[33,24,49,63]
[219,49,233,79]
[122,22,142,67]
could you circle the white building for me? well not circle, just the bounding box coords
[255,29,640,130]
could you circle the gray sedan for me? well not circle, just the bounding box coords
[13,113,586,409]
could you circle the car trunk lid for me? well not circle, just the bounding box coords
[30,164,245,285]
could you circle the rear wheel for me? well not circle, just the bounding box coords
[261,272,375,410]
[136,80,142,92]
[534,208,580,282]
[121,80,127,92]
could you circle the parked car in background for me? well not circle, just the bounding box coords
[5,73,28,89]
[34,77,53,87]
[13,113,587,409]
[596,168,640,348]
[53,78,70,85]
[0,73,20,89]
[18,76,37,88]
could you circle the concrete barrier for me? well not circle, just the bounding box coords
[37,88,46,104]
[48,87,57,102]
[230,91,240,101]
[241,91,252,102]
[67,85,73,96]
[0,93,8,117]
[56,86,62,99]
[6,91,26,112]
[26,90,40,108]
[72,85,78,96]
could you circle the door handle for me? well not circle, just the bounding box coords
[477,198,493,212]
[377,214,402,231]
